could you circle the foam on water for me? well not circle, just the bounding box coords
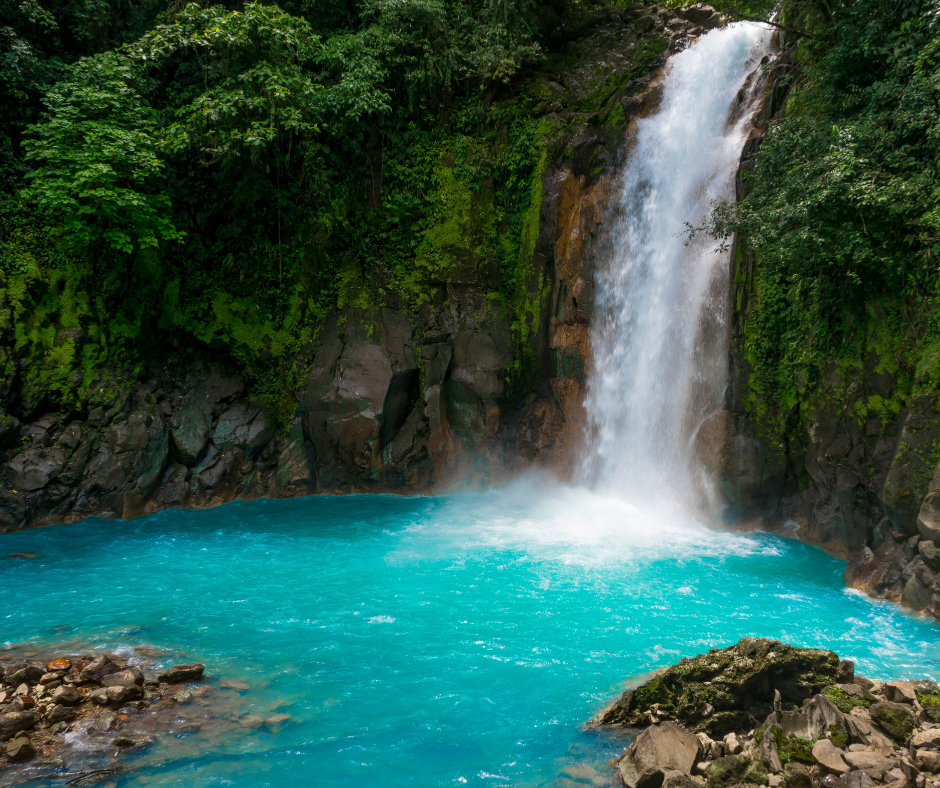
[1,488,938,787]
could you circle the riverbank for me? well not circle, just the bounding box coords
[0,648,293,785]
[592,638,940,788]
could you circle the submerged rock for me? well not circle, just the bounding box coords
[4,735,35,762]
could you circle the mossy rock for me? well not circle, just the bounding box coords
[594,638,841,737]
[822,685,870,713]
[769,726,815,765]
[916,685,940,723]
[782,763,813,788]
[869,700,915,742]
[706,755,767,788]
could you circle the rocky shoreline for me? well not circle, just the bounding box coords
[0,649,291,785]
[591,638,940,788]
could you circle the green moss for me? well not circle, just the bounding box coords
[706,755,767,788]
[770,726,816,765]
[827,723,849,749]
[917,688,940,722]
[631,678,672,709]
[822,685,870,713]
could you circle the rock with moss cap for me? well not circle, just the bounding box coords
[592,638,841,736]
[868,701,915,742]
[705,754,767,788]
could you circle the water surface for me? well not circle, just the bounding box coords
[2,485,938,787]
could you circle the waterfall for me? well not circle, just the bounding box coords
[580,23,774,506]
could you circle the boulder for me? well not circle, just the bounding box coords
[869,701,915,741]
[705,755,768,788]
[0,711,38,740]
[774,694,847,742]
[158,664,204,683]
[783,763,813,788]
[3,445,65,491]
[4,735,35,762]
[50,685,81,706]
[662,771,700,788]
[919,539,939,568]
[918,491,940,543]
[594,638,841,736]
[619,722,702,788]
[212,403,272,460]
[89,684,142,705]
[675,3,718,24]
[8,665,43,685]
[843,770,875,788]
[902,575,931,610]
[842,751,898,781]
[44,704,75,724]
[171,405,210,466]
[912,727,940,748]
[303,335,396,479]
[100,667,144,687]
[723,732,743,755]
[812,739,850,774]
[916,749,940,771]
[844,714,895,749]
[884,680,916,704]
[79,655,120,682]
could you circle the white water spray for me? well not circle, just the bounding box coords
[581,23,774,507]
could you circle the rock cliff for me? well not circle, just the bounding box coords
[0,4,726,529]
[694,40,940,625]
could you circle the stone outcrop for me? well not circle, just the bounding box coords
[593,639,940,788]
[592,637,841,736]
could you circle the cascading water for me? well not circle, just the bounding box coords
[581,23,774,506]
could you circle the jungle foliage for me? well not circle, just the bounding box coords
[0,0,564,415]
[705,0,940,434]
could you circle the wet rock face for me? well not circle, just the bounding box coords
[592,638,841,737]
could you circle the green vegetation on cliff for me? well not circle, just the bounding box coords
[2,0,642,421]
[708,0,940,437]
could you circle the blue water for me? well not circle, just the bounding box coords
[2,484,939,787]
